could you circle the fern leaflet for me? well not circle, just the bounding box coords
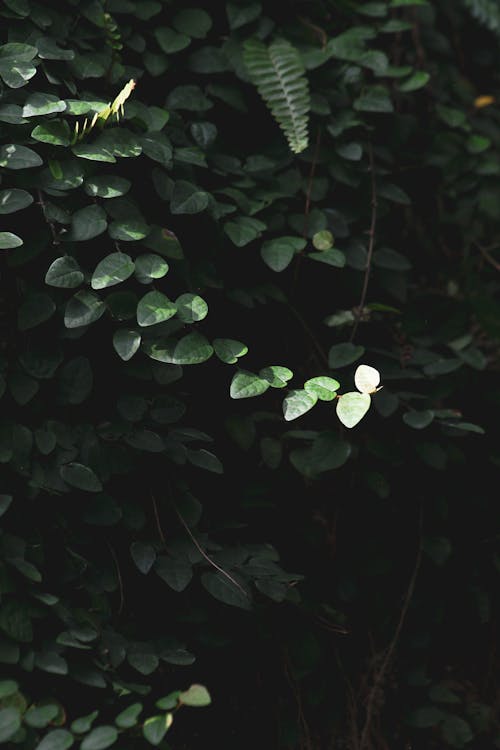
[243,38,310,154]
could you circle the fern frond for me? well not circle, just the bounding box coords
[243,38,310,154]
[463,0,500,34]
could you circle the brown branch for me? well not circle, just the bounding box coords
[350,144,377,343]
[359,506,423,750]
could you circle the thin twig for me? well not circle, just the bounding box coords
[359,506,424,750]
[151,492,167,546]
[107,542,124,616]
[37,189,59,245]
[350,144,378,343]
[476,242,500,272]
[173,505,249,599]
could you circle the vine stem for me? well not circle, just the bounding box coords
[291,128,322,299]
[151,492,167,546]
[350,144,378,343]
[107,543,124,616]
[359,506,423,750]
[286,302,329,370]
[173,503,249,599]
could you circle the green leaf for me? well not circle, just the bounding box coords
[423,536,452,566]
[441,716,473,747]
[201,571,251,609]
[128,649,159,675]
[0,680,17,699]
[84,176,131,198]
[227,2,262,29]
[0,188,33,214]
[143,715,173,746]
[230,370,270,399]
[213,338,248,364]
[0,496,13,518]
[45,256,84,288]
[403,410,434,429]
[72,144,116,162]
[115,703,142,729]
[171,180,209,214]
[308,249,346,267]
[399,70,430,92]
[304,376,340,401]
[156,556,193,591]
[18,292,55,330]
[378,183,411,204]
[167,85,212,111]
[179,684,212,707]
[225,217,266,247]
[60,463,103,492]
[131,542,156,574]
[423,358,462,376]
[354,85,393,112]
[155,692,180,710]
[175,293,208,323]
[80,726,118,750]
[71,712,99,734]
[22,93,67,117]
[35,729,74,750]
[137,291,177,326]
[336,392,371,428]
[283,389,317,421]
[64,291,105,328]
[31,120,71,146]
[259,366,293,388]
[172,332,213,364]
[261,237,305,271]
[113,330,141,361]
[0,143,42,169]
[328,342,365,368]
[91,252,135,290]
[67,205,107,241]
[173,8,212,37]
[188,448,223,473]
[154,27,191,54]
[108,219,149,241]
[406,706,444,728]
[135,254,169,283]
[373,247,412,270]
[290,433,351,476]
[312,230,334,249]
[0,232,23,249]
[24,705,59,729]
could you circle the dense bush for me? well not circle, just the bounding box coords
[0,1,499,748]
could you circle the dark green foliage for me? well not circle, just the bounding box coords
[1,1,499,749]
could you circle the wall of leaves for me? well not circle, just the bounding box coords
[0,0,499,748]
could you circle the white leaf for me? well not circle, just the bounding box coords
[354,364,380,394]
